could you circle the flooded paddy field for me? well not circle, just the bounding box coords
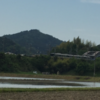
[0,91,100,100]
[0,76,100,88]
[0,76,100,100]
[0,78,84,86]
[0,76,85,88]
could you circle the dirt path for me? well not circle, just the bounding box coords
[0,91,100,100]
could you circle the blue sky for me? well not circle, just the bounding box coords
[0,0,100,44]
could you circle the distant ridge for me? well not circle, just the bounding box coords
[0,37,28,54]
[4,29,63,54]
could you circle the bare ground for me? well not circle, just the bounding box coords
[0,91,100,100]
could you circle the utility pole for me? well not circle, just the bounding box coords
[94,61,95,77]
[93,59,95,87]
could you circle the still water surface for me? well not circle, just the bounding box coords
[0,76,99,88]
[0,76,60,80]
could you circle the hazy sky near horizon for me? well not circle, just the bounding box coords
[0,0,100,44]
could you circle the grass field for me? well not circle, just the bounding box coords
[1,87,100,92]
[0,72,99,82]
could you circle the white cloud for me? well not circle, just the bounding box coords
[80,0,100,4]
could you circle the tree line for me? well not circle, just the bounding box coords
[0,52,100,76]
[51,37,99,55]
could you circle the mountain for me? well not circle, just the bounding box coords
[4,29,63,54]
[0,37,28,54]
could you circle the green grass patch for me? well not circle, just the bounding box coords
[0,88,100,93]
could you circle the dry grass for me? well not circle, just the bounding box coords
[0,91,100,100]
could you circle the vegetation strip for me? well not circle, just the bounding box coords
[0,73,100,82]
[0,88,100,92]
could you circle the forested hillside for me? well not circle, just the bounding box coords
[0,37,28,54]
[4,29,62,54]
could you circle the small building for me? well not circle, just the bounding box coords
[33,71,37,74]
[50,51,100,60]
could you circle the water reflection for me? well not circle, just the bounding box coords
[0,76,63,80]
[63,81,98,87]
[0,83,70,88]
[0,76,99,88]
